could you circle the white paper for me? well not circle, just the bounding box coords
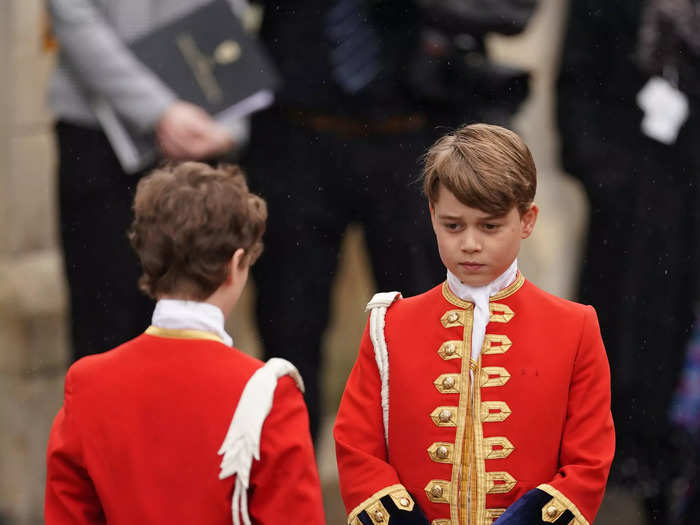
[637,76,689,145]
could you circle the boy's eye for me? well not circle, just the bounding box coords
[482,223,500,231]
[444,223,461,231]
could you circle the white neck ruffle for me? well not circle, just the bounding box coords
[446,259,518,361]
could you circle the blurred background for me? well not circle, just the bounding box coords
[1,0,698,523]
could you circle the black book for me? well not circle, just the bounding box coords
[95,0,280,173]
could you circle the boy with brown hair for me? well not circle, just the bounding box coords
[45,162,325,525]
[335,124,614,525]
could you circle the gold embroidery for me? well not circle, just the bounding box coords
[441,273,524,308]
[144,325,224,343]
[481,334,512,355]
[470,355,488,525]
[347,484,414,525]
[542,498,564,523]
[480,401,512,422]
[489,303,514,323]
[483,437,515,459]
[437,273,524,525]
[441,281,473,309]
[450,308,474,523]
[434,373,461,393]
[480,367,511,387]
[432,520,452,525]
[491,272,525,300]
[441,309,467,328]
[486,472,517,494]
[425,480,451,503]
[457,354,482,524]
[430,406,458,427]
[367,500,389,524]
[389,491,415,512]
[428,442,455,463]
[438,340,464,360]
[537,484,590,525]
[484,508,506,524]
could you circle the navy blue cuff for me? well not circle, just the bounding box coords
[493,488,575,525]
[353,491,429,525]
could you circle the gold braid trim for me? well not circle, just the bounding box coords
[441,272,525,309]
[472,355,488,524]
[144,325,224,343]
[347,484,415,525]
[450,307,474,522]
[537,484,590,525]
[491,272,525,300]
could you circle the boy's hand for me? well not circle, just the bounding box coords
[156,101,235,160]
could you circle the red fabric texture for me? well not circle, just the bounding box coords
[45,334,324,525]
[335,280,614,524]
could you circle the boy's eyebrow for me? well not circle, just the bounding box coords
[437,213,506,221]
[436,214,464,221]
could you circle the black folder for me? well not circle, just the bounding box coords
[95,0,280,173]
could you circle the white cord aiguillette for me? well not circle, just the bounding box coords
[217,357,304,525]
[365,291,401,451]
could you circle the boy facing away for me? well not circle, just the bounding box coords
[45,162,325,525]
[334,124,615,525]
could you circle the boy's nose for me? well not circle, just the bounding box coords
[460,230,482,252]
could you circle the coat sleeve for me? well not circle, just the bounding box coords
[45,369,106,525]
[47,0,176,131]
[495,305,615,525]
[247,376,326,525]
[334,320,430,525]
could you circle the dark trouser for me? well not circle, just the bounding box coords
[56,121,154,362]
[244,109,445,440]
[576,127,700,524]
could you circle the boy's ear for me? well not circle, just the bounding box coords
[232,248,246,268]
[227,248,247,284]
[520,204,538,239]
[429,203,437,231]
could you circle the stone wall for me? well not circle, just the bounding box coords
[0,2,66,524]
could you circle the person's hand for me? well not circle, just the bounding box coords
[156,101,235,160]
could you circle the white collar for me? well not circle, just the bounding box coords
[446,259,518,361]
[446,259,518,303]
[151,299,233,347]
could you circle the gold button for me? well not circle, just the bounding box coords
[442,376,456,389]
[374,510,385,522]
[439,409,452,423]
[445,343,455,355]
[436,446,449,459]
[546,506,558,518]
[399,497,410,507]
[430,484,444,498]
[447,312,458,323]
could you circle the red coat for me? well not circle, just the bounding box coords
[45,328,325,525]
[335,275,614,525]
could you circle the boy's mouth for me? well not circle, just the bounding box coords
[459,262,484,270]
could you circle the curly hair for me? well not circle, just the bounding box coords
[129,162,267,300]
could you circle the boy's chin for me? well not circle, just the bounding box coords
[450,268,493,288]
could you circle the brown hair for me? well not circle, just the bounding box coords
[129,162,267,300]
[423,123,536,215]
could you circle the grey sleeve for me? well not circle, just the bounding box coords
[47,0,177,131]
